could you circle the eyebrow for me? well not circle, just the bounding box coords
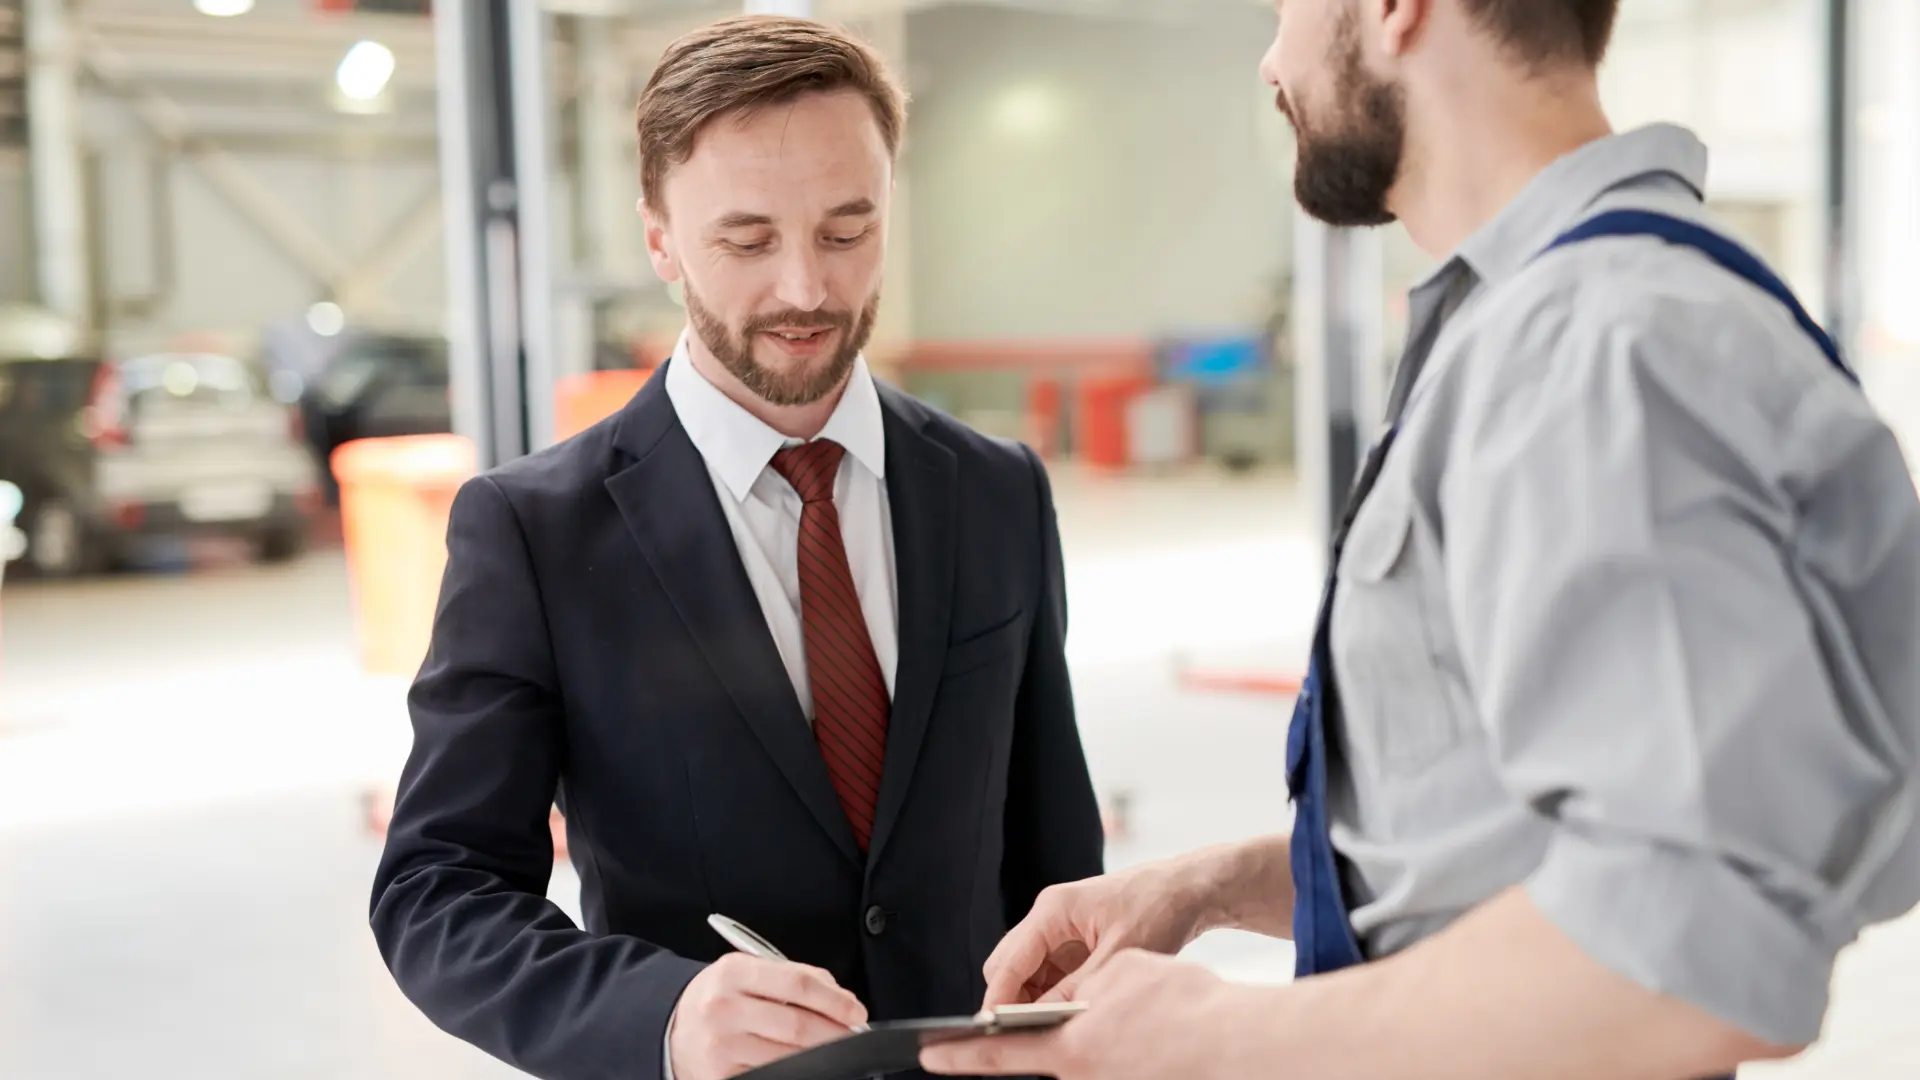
[714,211,773,230]
[711,199,877,231]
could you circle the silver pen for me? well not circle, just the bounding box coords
[706,913,789,960]
[706,914,868,1032]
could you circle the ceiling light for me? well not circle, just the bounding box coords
[336,40,396,102]
[162,360,201,398]
[195,0,256,15]
[306,302,346,337]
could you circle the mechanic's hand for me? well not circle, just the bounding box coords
[668,953,867,1080]
[929,950,1245,1079]
[982,856,1216,1008]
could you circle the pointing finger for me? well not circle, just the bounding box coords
[920,1031,1061,1077]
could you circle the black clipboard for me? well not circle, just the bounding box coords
[732,1002,1088,1080]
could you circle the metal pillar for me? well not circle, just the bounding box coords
[23,0,90,324]
[1292,214,1385,561]
[508,0,559,452]
[1822,0,1854,351]
[434,0,559,469]
[575,27,639,283]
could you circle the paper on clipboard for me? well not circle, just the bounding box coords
[731,1001,1088,1080]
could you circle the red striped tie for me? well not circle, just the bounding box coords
[770,439,889,853]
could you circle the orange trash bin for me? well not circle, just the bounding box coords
[554,368,655,443]
[330,434,478,677]
[1075,374,1154,470]
[1025,377,1063,458]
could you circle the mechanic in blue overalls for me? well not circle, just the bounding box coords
[924,1,1920,1078]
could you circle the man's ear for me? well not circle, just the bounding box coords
[639,198,680,284]
[1375,0,1431,59]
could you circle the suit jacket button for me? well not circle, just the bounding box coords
[864,905,888,936]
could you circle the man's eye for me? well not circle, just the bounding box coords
[827,232,868,248]
[728,240,768,254]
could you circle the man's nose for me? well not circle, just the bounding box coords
[772,245,830,313]
[1258,32,1283,86]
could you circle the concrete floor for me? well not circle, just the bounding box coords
[0,465,1914,1078]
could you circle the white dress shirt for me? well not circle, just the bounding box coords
[659,333,899,1079]
[663,331,900,718]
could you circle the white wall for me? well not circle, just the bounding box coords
[1600,0,1824,294]
[902,3,1291,342]
[1849,0,1920,451]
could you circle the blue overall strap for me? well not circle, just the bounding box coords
[1544,208,1858,384]
[1284,601,1370,975]
[1285,429,1397,977]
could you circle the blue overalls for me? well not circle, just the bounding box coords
[1283,210,1858,1061]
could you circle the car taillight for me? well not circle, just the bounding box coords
[83,364,129,449]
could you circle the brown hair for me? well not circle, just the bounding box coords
[635,15,907,215]
[1462,0,1621,68]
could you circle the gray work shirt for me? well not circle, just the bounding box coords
[1329,123,1920,1046]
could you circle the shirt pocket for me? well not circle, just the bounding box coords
[1332,487,1466,777]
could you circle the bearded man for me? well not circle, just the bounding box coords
[923,2,1920,1080]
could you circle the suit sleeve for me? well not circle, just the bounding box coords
[369,475,703,1080]
[1000,445,1106,925]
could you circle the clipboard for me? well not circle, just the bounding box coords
[732,1001,1088,1080]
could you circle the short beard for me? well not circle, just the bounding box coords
[684,286,879,407]
[1277,10,1407,228]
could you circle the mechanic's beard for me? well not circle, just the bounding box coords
[1278,12,1406,228]
[685,286,879,408]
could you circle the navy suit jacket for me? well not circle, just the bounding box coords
[370,365,1105,1080]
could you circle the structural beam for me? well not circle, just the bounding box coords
[1821,0,1853,352]
[507,0,559,452]
[82,31,355,289]
[333,187,444,317]
[1292,215,1385,562]
[436,0,562,468]
[24,0,90,323]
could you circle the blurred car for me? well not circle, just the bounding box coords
[0,480,23,577]
[0,347,322,577]
[297,332,451,501]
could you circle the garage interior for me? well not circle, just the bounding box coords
[2,1,1919,1077]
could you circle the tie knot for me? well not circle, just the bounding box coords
[770,439,846,504]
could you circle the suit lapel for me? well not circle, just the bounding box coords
[605,370,862,865]
[868,388,958,865]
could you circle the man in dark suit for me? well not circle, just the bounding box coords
[369,15,1104,1080]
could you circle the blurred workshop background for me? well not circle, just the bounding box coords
[1,0,1918,1077]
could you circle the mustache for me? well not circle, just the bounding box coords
[1274,87,1294,123]
[742,309,851,334]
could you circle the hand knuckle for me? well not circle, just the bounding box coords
[778,1014,809,1044]
[710,953,747,984]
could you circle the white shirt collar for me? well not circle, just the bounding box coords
[664,329,887,503]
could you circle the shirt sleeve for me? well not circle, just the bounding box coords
[1438,293,1897,1046]
[662,1008,676,1080]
